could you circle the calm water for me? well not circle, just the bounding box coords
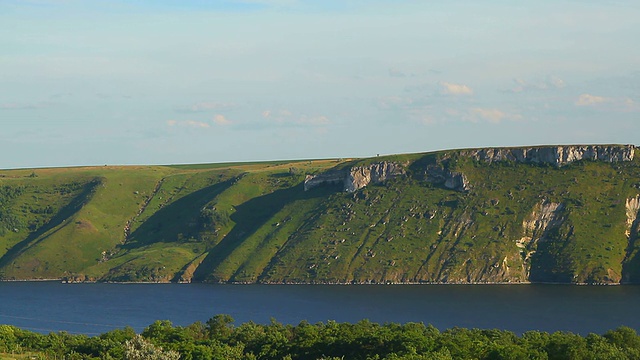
[1,282,639,335]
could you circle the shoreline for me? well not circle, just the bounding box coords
[0,279,629,286]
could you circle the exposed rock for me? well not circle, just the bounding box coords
[344,162,405,192]
[304,162,405,192]
[421,144,635,192]
[444,172,469,192]
[460,144,635,167]
[521,201,564,242]
[622,195,640,283]
[517,201,564,278]
[425,166,471,192]
[626,195,640,239]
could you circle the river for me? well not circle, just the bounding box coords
[1,282,639,335]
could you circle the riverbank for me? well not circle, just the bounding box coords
[0,278,629,285]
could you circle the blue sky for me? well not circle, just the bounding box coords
[1,0,639,168]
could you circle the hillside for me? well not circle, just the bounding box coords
[0,144,639,284]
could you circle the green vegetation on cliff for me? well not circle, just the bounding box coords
[1,145,639,284]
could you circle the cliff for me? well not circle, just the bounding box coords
[304,161,405,192]
[460,144,635,167]
[1,144,639,285]
[305,145,636,194]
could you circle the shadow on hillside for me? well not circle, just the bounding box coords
[0,179,101,271]
[193,183,339,282]
[528,240,575,283]
[408,153,439,174]
[123,178,237,249]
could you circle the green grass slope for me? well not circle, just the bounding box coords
[1,147,639,284]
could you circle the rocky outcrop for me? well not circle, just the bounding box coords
[460,144,635,167]
[423,145,634,192]
[519,201,564,247]
[344,162,405,192]
[623,195,640,283]
[626,195,640,239]
[425,167,470,192]
[517,201,565,278]
[304,162,404,192]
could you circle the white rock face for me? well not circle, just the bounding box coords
[344,162,404,193]
[425,166,471,192]
[443,171,470,192]
[304,162,404,192]
[304,145,636,192]
[626,195,640,238]
[517,201,564,276]
[522,201,564,238]
[461,145,635,167]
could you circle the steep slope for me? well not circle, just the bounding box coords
[196,145,640,284]
[0,145,639,284]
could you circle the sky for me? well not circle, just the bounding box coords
[1,0,639,168]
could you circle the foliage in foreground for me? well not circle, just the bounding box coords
[1,316,640,359]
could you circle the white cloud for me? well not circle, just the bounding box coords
[262,109,293,123]
[440,82,473,96]
[575,94,639,112]
[213,114,232,125]
[622,98,640,112]
[467,108,522,124]
[187,120,211,128]
[262,109,330,127]
[575,94,609,106]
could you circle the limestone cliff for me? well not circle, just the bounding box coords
[344,162,405,192]
[460,144,635,167]
[420,145,635,193]
[623,195,640,283]
[627,195,640,239]
[517,201,565,279]
[625,195,640,243]
[304,162,404,192]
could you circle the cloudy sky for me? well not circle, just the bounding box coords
[1,0,639,168]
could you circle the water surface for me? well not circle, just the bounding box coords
[1,282,638,335]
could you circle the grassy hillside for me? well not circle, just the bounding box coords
[1,146,639,284]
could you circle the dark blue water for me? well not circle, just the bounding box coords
[1,282,639,336]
